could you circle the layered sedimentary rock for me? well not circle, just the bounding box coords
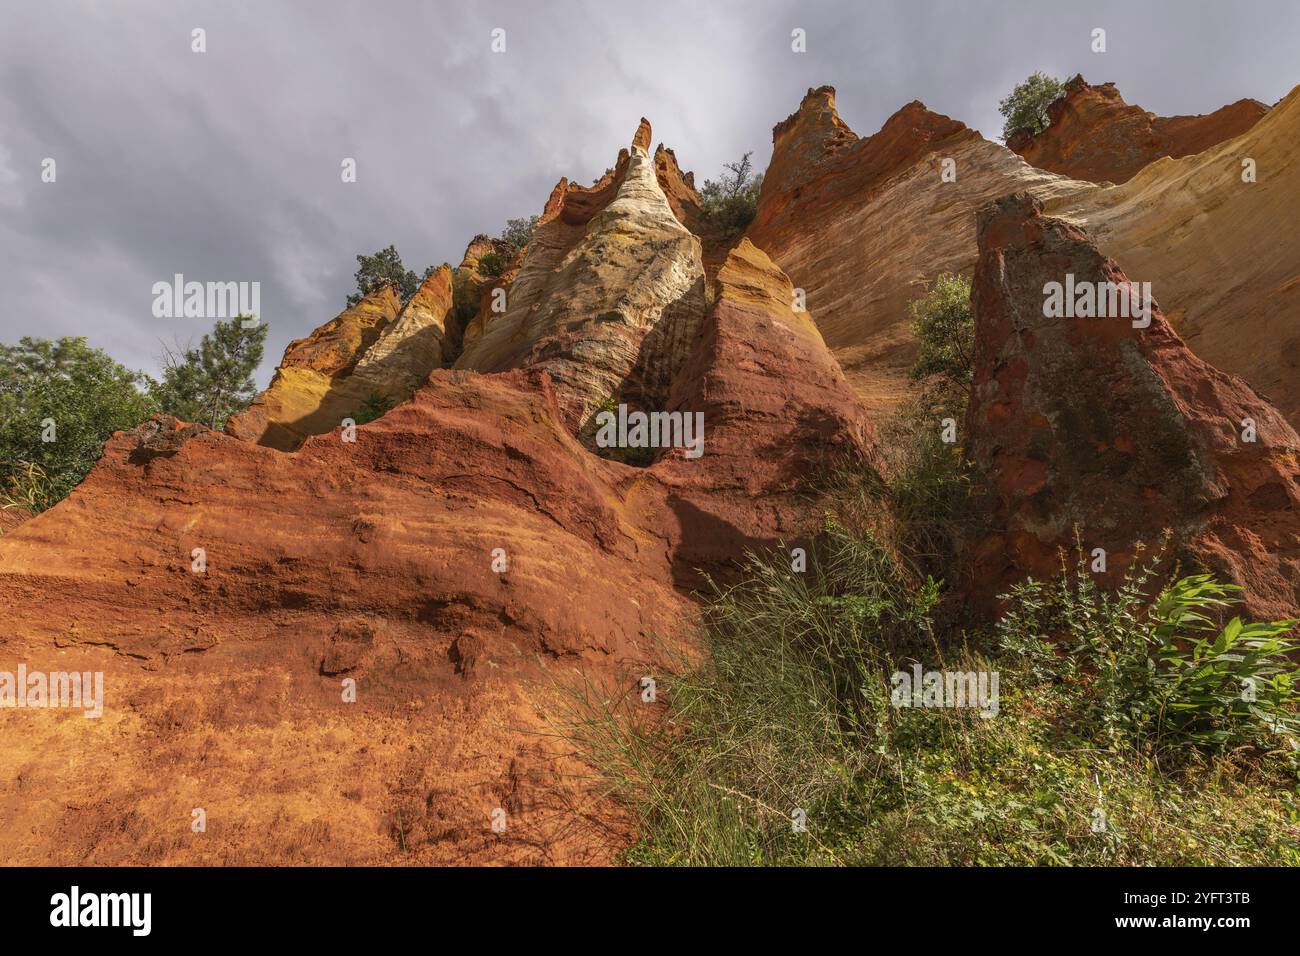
[456,121,707,434]
[748,83,1300,433]
[0,120,877,863]
[227,270,459,451]
[353,265,456,392]
[459,122,704,364]
[746,87,1092,418]
[225,284,404,449]
[964,193,1300,621]
[1008,74,1268,184]
[646,239,878,582]
[1047,84,1300,427]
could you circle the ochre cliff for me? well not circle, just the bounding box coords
[0,121,877,863]
[747,86,1091,419]
[1008,74,1268,184]
[1047,84,1300,428]
[963,193,1300,621]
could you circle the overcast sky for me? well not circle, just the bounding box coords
[2,0,1297,386]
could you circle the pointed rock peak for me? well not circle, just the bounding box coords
[716,239,823,340]
[632,117,653,154]
[408,263,453,304]
[773,84,854,143]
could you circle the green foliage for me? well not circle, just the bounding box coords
[477,252,506,278]
[347,245,422,307]
[151,317,267,431]
[553,511,1300,865]
[907,272,974,406]
[499,215,539,253]
[0,336,155,507]
[349,392,394,426]
[998,71,1065,142]
[699,152,763,233]
[999,545,1300,757]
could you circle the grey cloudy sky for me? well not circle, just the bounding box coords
[2,0,1297,386]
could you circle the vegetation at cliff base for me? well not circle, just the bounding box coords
[556,516,1300,865]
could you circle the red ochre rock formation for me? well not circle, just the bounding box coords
[1009,74,1268,184]
[0,138,876,862]
[1046,83,1300,428]
[964,192,1300,622]
[746,86,1091,419]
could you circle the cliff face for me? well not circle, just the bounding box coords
[1047,84,1300,428]
[2,76,1297,866]
[0,119,876,864]
[1009,74,1268,184]
[964,194,1300,621]
[747,87,1091,418]
[749,82,1299,435]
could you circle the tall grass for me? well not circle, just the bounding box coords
[547,512,1300,866]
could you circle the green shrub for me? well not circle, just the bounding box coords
[1,336,155,507]
[999,546,1300,758]
[477,252,505,278]
[552,515,1300,866]
[998,72,1065,143]
[907,272,974,408]
[699,152,763,234]
[349,392,394,426]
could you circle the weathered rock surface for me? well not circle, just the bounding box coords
[456,121,707,435]
[225,284,404,449]
[227,268,462,451]
[0,139,876,863]
[747,87,1092,419]
[648,239,879,583]
[964,193,1300,621]
[353,265,456,393]
[749,83,1299,435]
[1009,74,1268,184]
[1047,84,1300,427]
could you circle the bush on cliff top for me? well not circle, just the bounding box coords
[999,71,1065,143]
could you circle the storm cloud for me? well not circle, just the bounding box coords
[2,0,1296,384]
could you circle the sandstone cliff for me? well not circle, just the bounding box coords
[1008,74,1268,184]
[455,120,707,435]
[0,121,875,863]
[1047,84,1300,428]
[747,86,1091,419]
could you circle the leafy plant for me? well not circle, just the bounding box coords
[151,317,267,430]
[907,272,974,405]
[350,392,394,426]
[699,152,763,233]
[997,544,1300,756]
[0,336,155,507]
[998,71,1065,143]
[499,215,539,253]
[1,461,53,516]
[347,245,428,307]
[477,252,505,278]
